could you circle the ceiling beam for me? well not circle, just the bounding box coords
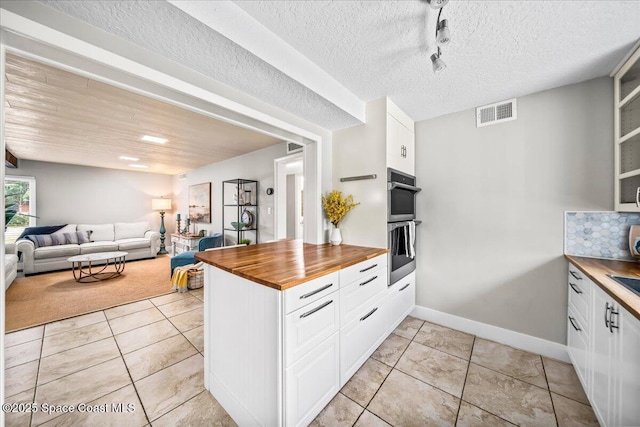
[167,0,366,124]
[5,148,18,168]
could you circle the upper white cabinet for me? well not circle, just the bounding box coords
[615,43,640,211]
[387,106,415,176]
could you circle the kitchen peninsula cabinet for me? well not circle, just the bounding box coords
[196,241,392,427]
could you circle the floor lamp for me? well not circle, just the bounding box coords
[152,197,172,255]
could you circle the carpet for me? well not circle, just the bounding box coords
[5,256,174,333]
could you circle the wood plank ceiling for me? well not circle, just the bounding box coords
[3,54,283,175]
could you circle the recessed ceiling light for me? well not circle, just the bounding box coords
[119,156,139,161]
[129,164,148,169]
[141,135,168,144]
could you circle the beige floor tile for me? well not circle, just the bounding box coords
[5,325,44,347]
[150,291,191,307]
[135,353,205,421]
[341,358,391,407]
[551,392,599,427]
[4,388,35,427]
[115,319,180,354]
[5,338,42,369]
[124,334,198,381]
[471,338,547,389]
[354,410,391,427]
[413,321,475,360]
[371,333,411,367]
[462,363,555,427]
[393,316,424,340]
[456,401,515,427]
[168,308,203,332]
[38,385,146,427]
[108,307,165,335]
[33,358,131,425]
[368,369,459,427]
[543,357,589,405]
[183,326,204,353]
[190,288,204,301]
[310,392,363,427]
[104,300,154,320]
[151,390,237,427]
[45,311,106,337]
[5,359,39,398]
[41,321,112,358]
[156,297,203,318]
[38,337,120,385]
[396,341,468,398]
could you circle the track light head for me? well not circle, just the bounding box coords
[431,53,446,73]
[427,0,449,9]
[436,19,450,46]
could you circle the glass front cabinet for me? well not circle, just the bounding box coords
[615,43,640,211]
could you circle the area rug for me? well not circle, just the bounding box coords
[5,256,173,332]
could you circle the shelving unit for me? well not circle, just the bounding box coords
[615,44,640,210]
[222,178,258,245]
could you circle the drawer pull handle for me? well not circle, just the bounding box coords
[569,283,583,294]
[359,276,378,287]
[399,283,411,291]
[604,302,610,328]
[568,316,581,332]
[360,307,378,322]
[300,300,333,318]
[359,264,378,273]
[299,283,333,299]
[569,271,582,280]
[609,306,619,333]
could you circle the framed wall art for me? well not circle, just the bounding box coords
[189,182,211,223]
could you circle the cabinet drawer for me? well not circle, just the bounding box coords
[567,305,590,393]
[568,264,592,296]
[285,333,340,427]
[339,254,386,288]
[340,268,387,326]
[285,294,340,367]
[284,272,339,314]
[568,266,591,330]
[387,271,416,333]
[340,294,388,386]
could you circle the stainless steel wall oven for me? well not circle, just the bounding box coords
[387,168,421,222]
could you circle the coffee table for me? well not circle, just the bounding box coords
[68,251,128,283]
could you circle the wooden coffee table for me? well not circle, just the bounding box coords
[68,251,128,283]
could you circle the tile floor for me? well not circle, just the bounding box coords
[4,293,599,427]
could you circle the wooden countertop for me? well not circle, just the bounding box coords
[195,240,389,291]
[565,255,640,321]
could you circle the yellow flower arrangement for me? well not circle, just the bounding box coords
[322,190,359,227]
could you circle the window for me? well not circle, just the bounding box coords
[5,176,36,244]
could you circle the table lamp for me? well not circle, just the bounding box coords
[152,197,172,254]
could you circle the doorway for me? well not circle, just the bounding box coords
[274,154,304,240]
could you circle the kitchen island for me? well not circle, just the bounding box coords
[195,240,413,427]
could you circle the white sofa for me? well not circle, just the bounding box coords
[16,222,160,275]
[5,243,18,289]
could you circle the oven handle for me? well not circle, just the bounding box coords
[387,182,422,193]
[388,220,422,232]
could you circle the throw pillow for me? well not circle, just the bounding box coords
[64,231,91,245]
[26,233,67,248]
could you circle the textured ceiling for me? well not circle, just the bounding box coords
[28,0,640,128]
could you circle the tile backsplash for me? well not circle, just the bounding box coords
[565,211,640,260]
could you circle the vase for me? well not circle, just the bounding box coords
[330,226,342,246]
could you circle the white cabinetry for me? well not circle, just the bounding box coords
[614,43,640,211]
[566,262,640,426]
[387,109,415,176]
[387,271,416,333]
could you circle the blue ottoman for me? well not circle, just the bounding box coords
[170,233,222,275]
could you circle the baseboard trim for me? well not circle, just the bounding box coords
[411,305,569,363]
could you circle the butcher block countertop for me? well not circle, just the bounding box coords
[566,255,640,321]
[195,240,389,291]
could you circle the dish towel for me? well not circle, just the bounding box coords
[171,262,204,293]
[408,220,416,259]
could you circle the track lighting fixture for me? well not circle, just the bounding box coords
[431,49,446,73]
[427,0,449,9]
[436,19,450,46]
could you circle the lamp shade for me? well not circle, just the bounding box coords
[152,198,172,211]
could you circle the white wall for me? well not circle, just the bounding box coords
[415,77,613,344]
[5,160,174,231]
[172,143,287,243]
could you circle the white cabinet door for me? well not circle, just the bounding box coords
[386,114,415,175]
[567,304,590,393]
[591,286,617,427]
[387,272,416,333]
[616,306,640,427]
[285,333,340,427]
